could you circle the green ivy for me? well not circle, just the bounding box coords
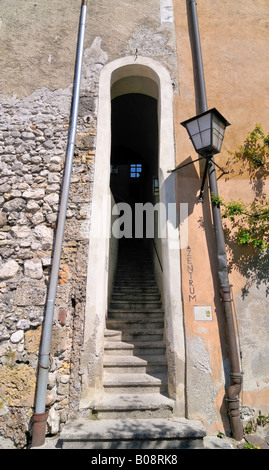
[211,193,269,250]
[211,124,269,250]
[228,124,269,171]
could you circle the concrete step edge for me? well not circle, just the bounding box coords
[90,394,175,411]
[103,373,163,384]
[60,417,206,442]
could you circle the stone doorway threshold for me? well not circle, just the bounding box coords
[55,417,206,449]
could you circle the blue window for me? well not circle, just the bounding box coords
[130,163,142,178]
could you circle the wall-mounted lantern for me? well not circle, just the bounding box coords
[168,108,230,201]
[180,107,230,157]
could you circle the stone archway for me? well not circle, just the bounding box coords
[80,56,185,417]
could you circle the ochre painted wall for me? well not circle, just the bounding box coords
[173,0,269,432]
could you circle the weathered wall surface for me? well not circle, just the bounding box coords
[0,0,268,447]
[0,77,96,447]
[0,0,179,447]
[0,0,178,97]
[0,0,82,97]
[173,0,269,433]
[0,1,99,446]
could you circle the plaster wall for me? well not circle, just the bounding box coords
[0,0,268,447]
[173,0,269,431]
[0,0,181,447]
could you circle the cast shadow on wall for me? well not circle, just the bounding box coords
[225,239,269,299]
[223,151,269,298]
[197,198,269,299]
[197,204,269,299]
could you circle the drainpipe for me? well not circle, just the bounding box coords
[31,0,87,448]
[188,0,243,440]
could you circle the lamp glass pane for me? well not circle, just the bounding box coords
[212,114,226,152]
[200,129,211,148]
[197,113,211,132]
[186,119,199,137]
[192,133,203,151]
[212,128,221,152]
[213,114,225,136]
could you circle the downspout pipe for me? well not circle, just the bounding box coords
[188,0,243,441]
[31,0,87,448]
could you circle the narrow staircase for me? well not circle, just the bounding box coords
[101,238,174,418]
[60,239,206,449]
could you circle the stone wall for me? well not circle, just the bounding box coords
[0,0,179,446]
[3,0,268,447]
[0,71,99,447]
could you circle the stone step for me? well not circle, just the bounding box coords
[112,285,160,293]
[121,329,164,342]
[103,373,166,393]
[103,355,148,373]
[60,417,206,449]
[108,313,164,322]
[86,393,175,419]
[132,341,167,356]
[115,274,155,280]
[113,281,157,289]
[111,293,161,301]
[113,280,157,287]
[98,240,171,430]
[140,355,167,373]
[104,340,166,356]
[104,329,122,341]
[104,341,135,356]
[108,308,164,316]
[103,355,167,374]
[104,328,165,342]
[110,300,163,310]
[106,318,164,330]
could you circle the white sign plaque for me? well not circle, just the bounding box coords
[194,306,212,321]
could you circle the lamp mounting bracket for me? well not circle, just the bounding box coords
[167,155,229,202]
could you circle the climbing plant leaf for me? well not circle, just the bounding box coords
[228,124,269,172]
[212,124,269,250]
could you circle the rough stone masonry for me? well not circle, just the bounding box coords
[0,0,180,446]
[0,41,106,446]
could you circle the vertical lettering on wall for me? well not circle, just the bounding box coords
[187,246,196,302]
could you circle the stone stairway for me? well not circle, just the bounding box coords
[59,239,206,449]
[102,238,172,415]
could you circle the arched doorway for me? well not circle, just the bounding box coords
[80,57,185,417]
[110,92,158,238]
